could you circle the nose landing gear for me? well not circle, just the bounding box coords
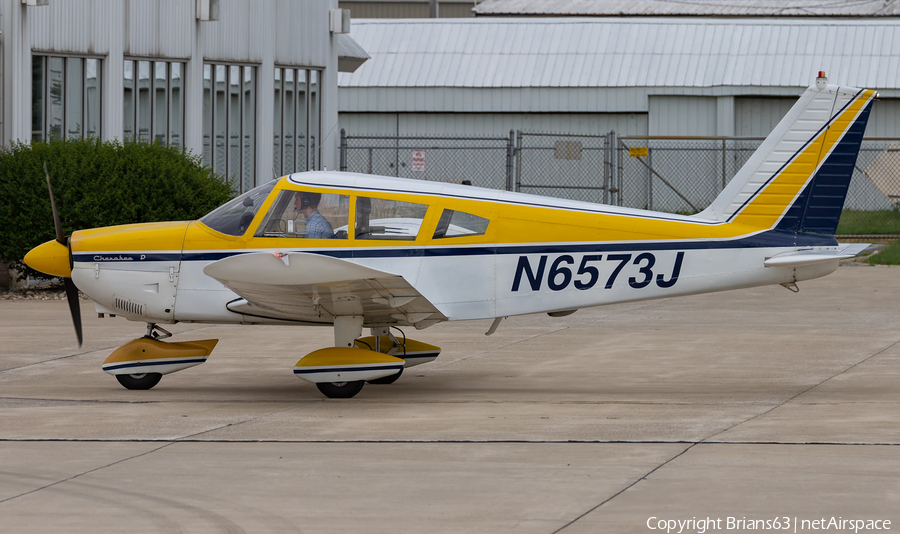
[102,323,218,390]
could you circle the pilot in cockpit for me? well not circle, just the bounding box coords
[294,192,334,239]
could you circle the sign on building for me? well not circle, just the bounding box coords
[411,150,427,173]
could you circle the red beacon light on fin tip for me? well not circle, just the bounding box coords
[816,71,827,90]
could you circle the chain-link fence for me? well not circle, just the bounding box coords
[340,130,900,237]
[340,131,514,191]
[616,137,764,214]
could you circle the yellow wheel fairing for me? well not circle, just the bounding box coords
[101,338,218,376]
[294,347,406,383]
[354,336,441,367]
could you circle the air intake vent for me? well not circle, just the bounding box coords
[114,296,145,316]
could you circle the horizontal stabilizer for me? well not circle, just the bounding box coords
[764,243,870,268]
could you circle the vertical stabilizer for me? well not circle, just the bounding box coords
[697,75,875,237]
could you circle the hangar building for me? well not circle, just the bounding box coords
[0,0,369,192]
[338,17,900,139]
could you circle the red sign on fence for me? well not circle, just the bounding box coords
[411,150,426,173]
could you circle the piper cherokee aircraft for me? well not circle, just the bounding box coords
[25,73,875,398]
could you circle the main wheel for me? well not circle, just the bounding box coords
[367,368,403,385]
[116,372,162,390]
[316,380,365,399]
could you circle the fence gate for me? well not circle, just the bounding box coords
[515,131,613,204]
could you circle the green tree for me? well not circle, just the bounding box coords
[0,138,233,280]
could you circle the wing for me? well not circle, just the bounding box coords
[202,252,446,328]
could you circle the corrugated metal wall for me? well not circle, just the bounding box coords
[735,97,900,138]
[649,96,717,136]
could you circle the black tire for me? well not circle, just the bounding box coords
[367,368,403,385]
[116,372,162,390]
[316,380,365,399]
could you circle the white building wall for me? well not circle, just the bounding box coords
[1,0,341,184]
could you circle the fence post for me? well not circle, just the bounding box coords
[339,129,347,172]
[616,132,624,206]
[506,130,515,191]
[367,148,373,174]
[721,138,727,191]
[607,130,617,205]
[603,131,610,205]
[647,147,653,211]
[515,130,523,193]
[395,134,400,177]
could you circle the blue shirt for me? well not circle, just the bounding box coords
[305,210,333,239]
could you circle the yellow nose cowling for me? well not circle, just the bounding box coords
[24,239,72,278]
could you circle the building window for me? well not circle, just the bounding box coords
[203,64,257,193]
[123,60,185,146]
[273,67,321,176]
[32,55,101,141]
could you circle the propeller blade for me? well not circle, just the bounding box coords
[64,278,83,348]
[44,161,65,245]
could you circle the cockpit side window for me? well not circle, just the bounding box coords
[355,197,429,241]
[432,209,490,239]
[200,180,276,236]
[255,190,349,239]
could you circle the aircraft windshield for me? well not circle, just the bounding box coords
[200,181,276,236]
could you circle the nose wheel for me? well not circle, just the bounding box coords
[315,381,365,399]
[116,372,162,390]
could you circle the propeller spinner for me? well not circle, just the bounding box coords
[22,162,83,347]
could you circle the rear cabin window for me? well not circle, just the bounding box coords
[433,209,490,239]
[255,190,350,239]
[355,197,429,241]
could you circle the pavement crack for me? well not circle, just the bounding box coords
[550,442,698,533]
[0,442,174,505]
[700,338,900,443]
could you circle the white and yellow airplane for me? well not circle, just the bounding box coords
[25,74,875,398]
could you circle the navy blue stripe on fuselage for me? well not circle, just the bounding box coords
[74,229,837,266]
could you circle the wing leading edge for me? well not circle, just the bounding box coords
[203,252,446,328]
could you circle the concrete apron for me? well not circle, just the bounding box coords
[0,265,898,532]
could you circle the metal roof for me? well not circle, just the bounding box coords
[339,18,900,89]
[473,0,900,17]
[335,34,371,73]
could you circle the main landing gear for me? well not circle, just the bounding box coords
[294,318,441,399]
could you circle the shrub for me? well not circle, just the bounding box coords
[0,138,233,279]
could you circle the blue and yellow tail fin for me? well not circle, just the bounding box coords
[697,75,875,237]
